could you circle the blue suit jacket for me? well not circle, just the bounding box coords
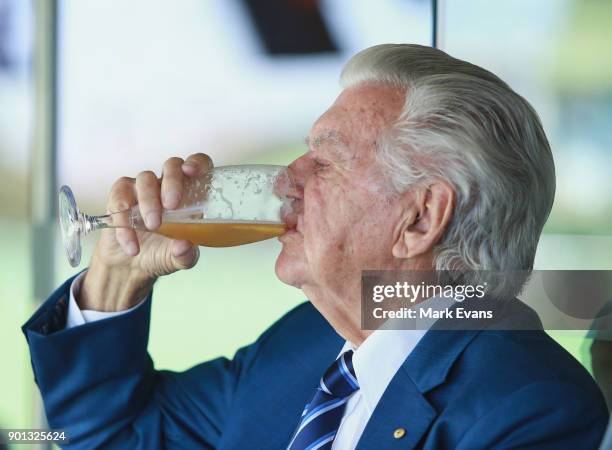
[23,274,608,449]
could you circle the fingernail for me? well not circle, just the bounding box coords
[164,191,180,209]
[126,242,138,256]
[145,212,160,229]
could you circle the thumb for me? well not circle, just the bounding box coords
[170,240,200,270]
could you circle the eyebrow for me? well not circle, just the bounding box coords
[304,130,348,155]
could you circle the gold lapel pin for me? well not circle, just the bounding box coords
[393,427,406,439]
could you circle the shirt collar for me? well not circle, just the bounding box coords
[338,295,456,413]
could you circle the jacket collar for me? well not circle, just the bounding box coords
[402,327,481,393]
[356,328,481,449]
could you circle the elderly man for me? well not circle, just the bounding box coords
[23,44,607,449]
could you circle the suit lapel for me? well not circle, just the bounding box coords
[356,329,481,449]
[355,368,436,450]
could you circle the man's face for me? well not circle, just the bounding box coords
[275,83,406,304]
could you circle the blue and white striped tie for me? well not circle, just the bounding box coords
[287,350,360,450]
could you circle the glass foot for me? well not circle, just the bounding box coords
[58,185,82,267]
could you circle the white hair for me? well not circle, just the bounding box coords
[340,44,556,299]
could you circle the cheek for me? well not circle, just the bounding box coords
[303,180,363,267]
[304,180,347,241]
[315,184,395,255]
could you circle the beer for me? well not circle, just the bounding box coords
[156,221,287,247]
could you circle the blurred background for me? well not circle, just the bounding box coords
[0,0,611,448]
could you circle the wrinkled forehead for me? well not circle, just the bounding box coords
[308,84,406,159]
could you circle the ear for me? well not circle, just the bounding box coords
[392,180,455,259]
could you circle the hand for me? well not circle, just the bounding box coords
[79,153,213,311]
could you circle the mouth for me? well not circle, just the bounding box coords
[279,215,303,242]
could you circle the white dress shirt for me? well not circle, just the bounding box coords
[66,271,450,449]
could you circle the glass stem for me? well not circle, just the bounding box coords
[82,213,112,234]
[80,209,137,236]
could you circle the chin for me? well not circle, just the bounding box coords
[275,245,307,288]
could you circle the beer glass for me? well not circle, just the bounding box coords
[58,165,296,267]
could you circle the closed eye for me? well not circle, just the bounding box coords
[313,158,329,172]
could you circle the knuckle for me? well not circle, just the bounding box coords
[136,170,157,182]
[108,179,134,211]
[165,156,184,167]
[113,176,134,188]
[190,153,213,165]
[111,200,130,212]
[115,228,131,244]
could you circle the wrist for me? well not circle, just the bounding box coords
[80,253,156,312]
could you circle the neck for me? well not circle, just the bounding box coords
[302,283,372,347]
[350,329,373,348]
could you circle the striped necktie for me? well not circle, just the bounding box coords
[287,350,360,450]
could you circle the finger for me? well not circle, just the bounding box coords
[135,170,162,231]
[170,240,199,270]
[182,153,213,177]
[108,176,136,213]
[161,157,185,210]
[117,227,140,256]
[108,177,139,256]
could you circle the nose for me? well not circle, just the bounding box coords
[287,153,314,191]
[276,166,303,229]
[280,153,315,228]
[273,166,303,199]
